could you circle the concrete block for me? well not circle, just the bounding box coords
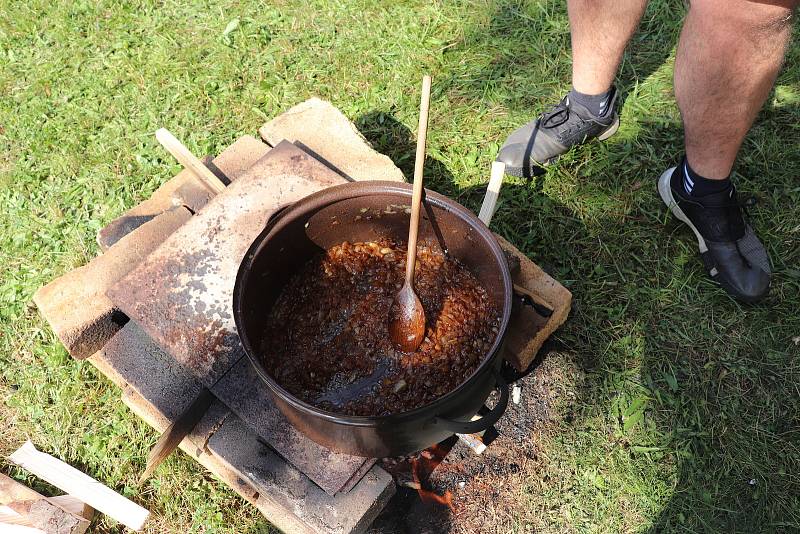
[97,136,270,250]
[259,98,405,183]
[494,234,572,371]
[87,327,393,534]
[34,207,192,359]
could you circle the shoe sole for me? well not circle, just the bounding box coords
[657,167,709,255]
[597,114,621,141]
[658,167,764,303]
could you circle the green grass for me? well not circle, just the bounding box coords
[1,0,799,532]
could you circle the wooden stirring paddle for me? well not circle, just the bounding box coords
[389,75,432,353]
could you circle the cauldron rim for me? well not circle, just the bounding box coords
[233,180,513,427]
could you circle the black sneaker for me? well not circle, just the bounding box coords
[496,88,620,178]
[658,166,771,302]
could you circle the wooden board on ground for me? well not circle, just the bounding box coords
[0,474,90,534]
[9,442,149,532]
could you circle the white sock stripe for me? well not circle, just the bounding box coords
[683,162,694,187]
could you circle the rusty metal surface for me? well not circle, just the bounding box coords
[107,141,371,493]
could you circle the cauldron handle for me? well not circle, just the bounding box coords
[432,371,509,434]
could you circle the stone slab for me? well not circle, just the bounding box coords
[494,234,572,371]
[211,358,376,496]
[34,207,193,359]
[107,142,372,494]
[107,141,344,388]
[89,321,229,452]
[97,135,270,250]
[259,98,405,183]
[207,417,395,534]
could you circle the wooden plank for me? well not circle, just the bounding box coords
[0,495,93,527]
[0,524,46,534]
[9,442,149,531]
[0,475,89,534]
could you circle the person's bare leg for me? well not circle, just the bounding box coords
[676,0,798,179]
[497,0,648,175]
[568,0,649,94]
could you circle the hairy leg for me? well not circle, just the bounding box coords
[676,0,798,179]
[568,0,650,94]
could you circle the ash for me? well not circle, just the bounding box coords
[370,351,564,533]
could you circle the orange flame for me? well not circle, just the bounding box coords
[418,486,454,509]
[410,449,455,511]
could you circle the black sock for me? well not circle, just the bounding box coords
[680,158,732,197]
[568,86,614,117]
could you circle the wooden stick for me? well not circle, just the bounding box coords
[146,127,229,484]
[404,74,432,286]
[155,128,226,195]
[0,474,89,534]
[478,161,506,227]
[138,387,214,485]
[9,442,150,531]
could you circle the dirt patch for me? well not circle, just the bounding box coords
[371,350,575,533]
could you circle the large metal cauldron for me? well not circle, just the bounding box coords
[233,181,513,458]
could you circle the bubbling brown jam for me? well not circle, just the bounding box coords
[261,239,501,416]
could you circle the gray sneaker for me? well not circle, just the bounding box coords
[658,165,771,302]
[496,88,620,177]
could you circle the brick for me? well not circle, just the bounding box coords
[259,98,405,183]
[97,136,270,250]
[494,234,572,371]
[34,207,192,360]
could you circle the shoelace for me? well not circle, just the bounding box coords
[540,97,607,137]
[540,98,572,129]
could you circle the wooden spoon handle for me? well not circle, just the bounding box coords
[406,74,432,285]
